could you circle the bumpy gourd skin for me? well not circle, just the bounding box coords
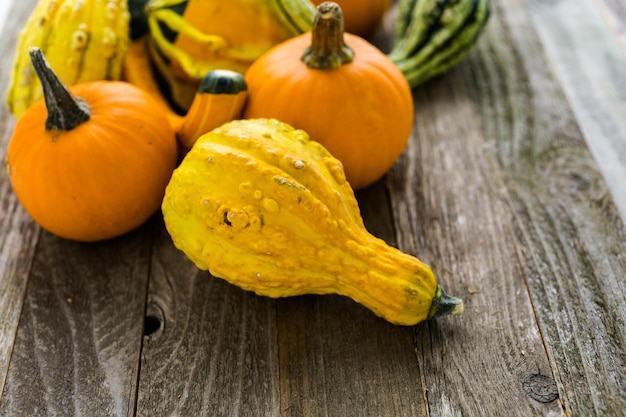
[6,0,130,117]
[162,118,457,325]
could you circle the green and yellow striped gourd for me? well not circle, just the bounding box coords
[6,0,130,117]
[389,0,491,88]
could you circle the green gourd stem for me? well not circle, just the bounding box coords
[428,285,464,319]
[301,2,354,70]
[28,47,90,131]
[199,69,247,95]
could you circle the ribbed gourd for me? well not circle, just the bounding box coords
[161,118,463,325]
[388,0,491,88]
[6,0,130,117]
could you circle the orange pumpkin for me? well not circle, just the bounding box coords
[244,2,414,189]
[310,0,391,36]
[6,48,178,242]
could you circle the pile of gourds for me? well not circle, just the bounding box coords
[3,0,490,326]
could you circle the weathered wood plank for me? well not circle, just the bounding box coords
[597,0,626,49]
[135,221,280,417]
[0,1,624,416]
[276,184,427,417]
[459,0,626,415]
[0,223,152,416]
[524,0,626,220]
[0,0,41,396]
[387,76,563,416]
[0,1,13,29]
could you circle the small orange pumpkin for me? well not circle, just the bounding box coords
[244,2,413,189]
[6,48,178,242]
[310,0,390,36]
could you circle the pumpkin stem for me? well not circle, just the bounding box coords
[302,2,354,70]
[28,47,91,131]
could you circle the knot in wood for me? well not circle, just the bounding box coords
[521,374,559,403]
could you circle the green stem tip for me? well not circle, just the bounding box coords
[428,285,464,319]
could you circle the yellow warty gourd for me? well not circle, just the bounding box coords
[6,0,130,117]
[162,118,463,325]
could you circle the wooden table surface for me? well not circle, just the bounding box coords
[1,1,625,416]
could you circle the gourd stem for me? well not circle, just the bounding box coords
[198,69,247,95]
[28,47,91,131]
[301,2,354,70]
[428,286,464,319]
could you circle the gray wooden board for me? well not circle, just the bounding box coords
[0,223,153,416]
[0,0,41,395]
[387,76,563,416]
[526,0,626,220]
[136,220,281,417]
[0,0,625,416]
[458,0,626,415]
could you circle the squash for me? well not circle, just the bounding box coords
[388,0,491,88]
[310,0,391,37]
[243,2,414,190]
[6,48,178,242]
[162,118,463,325]
[123,44,247,148]
[126,0,489,114]
[6,0,130,118]
[140,0,315,111]
[177,69,248,150]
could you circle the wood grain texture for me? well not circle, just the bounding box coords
[598,0,626,49]
[135,221,280,417]
[0,0,41,395]
[525,0,626,220]
[460,0,626,415]
[0,223,153,417]
[0,0,625,416]
[386,76,563,416]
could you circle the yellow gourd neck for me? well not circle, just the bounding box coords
[29,47,90,132]
[301,2,354,70]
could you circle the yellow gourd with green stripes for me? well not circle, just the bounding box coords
[6,0,130,117]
